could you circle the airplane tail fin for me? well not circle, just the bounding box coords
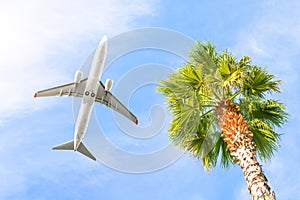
[52,141,96,161]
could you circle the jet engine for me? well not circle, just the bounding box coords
[74,70,83,83]
[105,79,113,91]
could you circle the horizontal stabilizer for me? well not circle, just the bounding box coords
[52,141,96,161]
[52,140,74,150]
[77,143,96,161]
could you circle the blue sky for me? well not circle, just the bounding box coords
[0,0,300,199]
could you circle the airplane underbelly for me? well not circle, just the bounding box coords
[74,99,94,149]
[83,78,99,103]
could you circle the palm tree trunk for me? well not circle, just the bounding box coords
[217,100,276,200]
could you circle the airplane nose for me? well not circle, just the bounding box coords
[100,35,107,46]
[102,35,107,42]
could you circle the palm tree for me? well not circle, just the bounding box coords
[157,41,288,200]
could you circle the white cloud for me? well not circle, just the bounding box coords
[233,1,300,56]
[0,0,157,125]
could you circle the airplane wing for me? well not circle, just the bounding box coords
[34,79,87,98]
[95,82,138,125]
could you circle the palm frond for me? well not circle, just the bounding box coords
[182,114,221,171]
[242,66,281,98]
[209,136,233,169]
[239,98,288,127]
[249,119,281,160]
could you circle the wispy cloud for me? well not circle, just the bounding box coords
[233,1,300,57]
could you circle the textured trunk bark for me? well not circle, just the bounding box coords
[217,100,276,200]
[231,146,276,200]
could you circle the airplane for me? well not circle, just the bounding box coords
[34,35,138,161]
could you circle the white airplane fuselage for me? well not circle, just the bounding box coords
[35,34,138,160]
[74,36,107,150]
